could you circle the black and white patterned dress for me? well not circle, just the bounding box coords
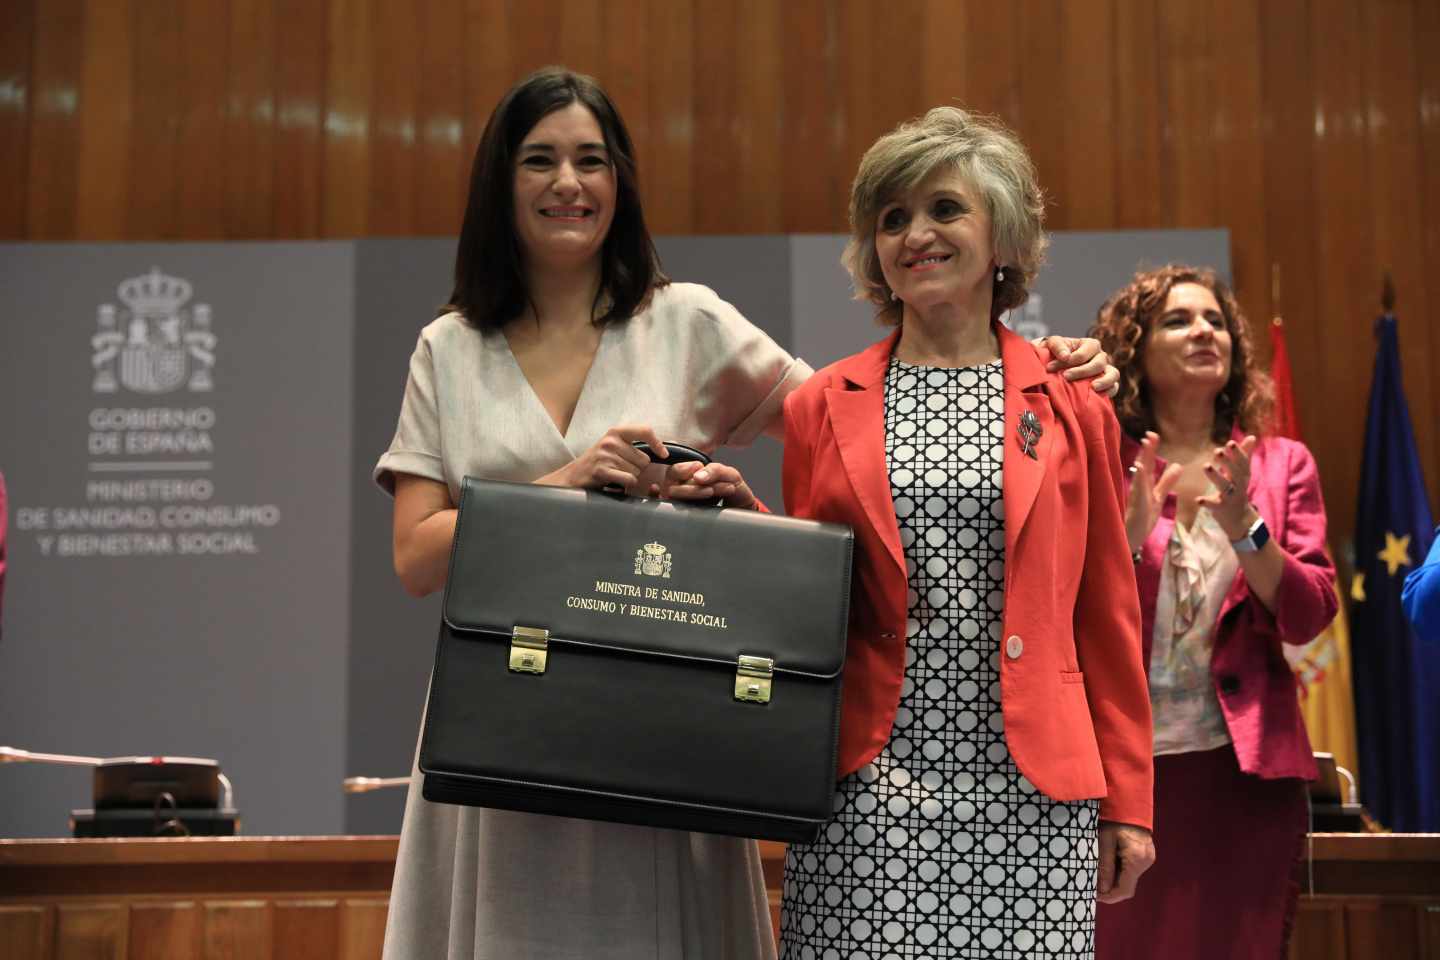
[779,357,1099,959]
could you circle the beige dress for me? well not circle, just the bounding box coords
[374,282,811,960]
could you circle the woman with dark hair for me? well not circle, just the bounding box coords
[374,67,1118,959]
[374,67,801,960]
[1090,265,1338,960]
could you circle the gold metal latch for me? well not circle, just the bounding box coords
[734,655,774,704]
[509,626,550,674]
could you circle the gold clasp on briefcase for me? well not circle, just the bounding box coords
[509,626,550,674]
[734,655,774,704]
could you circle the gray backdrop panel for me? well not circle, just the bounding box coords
[0,243,354,838]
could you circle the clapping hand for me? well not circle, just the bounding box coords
[1124,431,1183,552]
[1197,435,1259,539]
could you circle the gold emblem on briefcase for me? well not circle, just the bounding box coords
[634,541,672,578]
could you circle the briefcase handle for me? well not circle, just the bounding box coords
[632,440,710,468]
[630,441,722,508]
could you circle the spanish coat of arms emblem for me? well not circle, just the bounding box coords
[92,267,217,394]
[635,541,672,578]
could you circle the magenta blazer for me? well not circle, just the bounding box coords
[1122,430,1337,782]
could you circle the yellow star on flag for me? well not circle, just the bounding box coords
[1351,572,1366,602]
[1377,531,1413,577]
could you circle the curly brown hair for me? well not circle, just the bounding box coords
[1089,264,1273,442]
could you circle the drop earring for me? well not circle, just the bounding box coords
[995,266,1005,283]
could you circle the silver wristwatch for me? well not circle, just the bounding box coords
[1231,515,1270,553]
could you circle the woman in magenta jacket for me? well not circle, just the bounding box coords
[1091,265,1338,959]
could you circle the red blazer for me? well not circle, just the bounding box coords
[1123,430,1337,782]
[783,325,1154,829]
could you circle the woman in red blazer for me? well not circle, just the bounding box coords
[777,107,1154,960]
[1091,265,1338,960]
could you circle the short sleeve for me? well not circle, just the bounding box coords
[374,333,445,496]
[688,288,813,447]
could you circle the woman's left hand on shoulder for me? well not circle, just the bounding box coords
[1033,335,1120,397]
[1197,435,1261,538]
[661,460,758,510]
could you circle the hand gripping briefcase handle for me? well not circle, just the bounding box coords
[611,440,720,508]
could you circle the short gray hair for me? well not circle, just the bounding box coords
[843,106,1048,325]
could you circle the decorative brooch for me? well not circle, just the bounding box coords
[1017,410,1042,460]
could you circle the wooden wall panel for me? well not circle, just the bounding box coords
[1344,901,1424,957]
[691,3,740,233]
[962,0,1018,124]
[1016,0,1067,228]
[274,900,340,960]
[1112,0,1163,229]
[840,0,927,193]
[0,0,36,240]
[1421,0,1440,500]
[1157,0,1218,229]
[643,0,693,234]
[1211,0,1270,345]
[1309,0,1381,570]
[129,901,201,959]
[1426,902,1440,957]
[74,0,133,241]
[129,0,182,239]
[338,899,388,960]
[1363,0,1436,510]
[367,2,419,236]
[556,0,604,80]
[272,0,327,238]
[600,0,651,176]
[459,0,513,188]
[2,0,1438,567]
[225,0,279,239]
[175,0,229,239]
[1289,898,1346,960]
[1059,0,1117,231]
[204,901,271,960]
[322,0,372,237]
[1259,0,1325,441]
[733,0,783,235]
[920,0,966,116]
[508,0,564,80]
[415,0,465,237]
[56,904,126,960]
[0,905,51,960]
[25,0,84,240]
[782,0,843,233]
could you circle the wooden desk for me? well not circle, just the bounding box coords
[1288,833,1440,960]
[0,836,396,959]
[2,833,1436,959]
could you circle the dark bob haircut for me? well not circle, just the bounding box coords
[1090,263,1273,442]
[445,66,666,329]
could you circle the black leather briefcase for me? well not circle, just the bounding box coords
[418,463,853,843]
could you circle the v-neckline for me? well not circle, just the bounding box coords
[499,323,609,447]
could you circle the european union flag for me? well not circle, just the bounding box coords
[1351,314,1437,832]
